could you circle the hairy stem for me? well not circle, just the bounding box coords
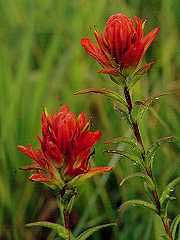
[123,85,173,240]
[63,208,71,240]
[123,86,144,151]
[60,185,74,240]
[162,218,173,240]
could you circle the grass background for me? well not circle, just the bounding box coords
[0,0,179,239]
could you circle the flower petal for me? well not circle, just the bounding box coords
[142,27,160,56]
[98,67,119,75]
[121,42,144,67]
[17,145,47,168]
[30,173,50,183]
[81,38,111,67]
[78,112,89,131]
[69,166,112,185]
[20,163,42,171]
[75,131,101,154]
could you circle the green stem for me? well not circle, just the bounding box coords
[123,85,173,240]
[162,218,173,240]
[60,185,76,240]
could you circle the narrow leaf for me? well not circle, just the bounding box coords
[134,92,171,121]
[120,172,155,190]
[109,74,125,86]
[128,74,141,89]
[113,104,131,125]
[105,137,142,158]
[160,177,180,205]
[76,223,116,240]
[160,235,169,240]
[74,88,127,106]
[26,221,71,239]
[146,136,175,169]
[170,214,180,239]
[118,199,157,215]
[104,149,144,170]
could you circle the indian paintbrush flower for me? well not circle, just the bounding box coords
[81,13,160,78]
[18,105,112,190]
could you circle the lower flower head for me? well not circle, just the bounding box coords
[18,105,112,189]
[81,13,160,77]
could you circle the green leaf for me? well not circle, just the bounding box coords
[170,214,180,239]
[76,223,116,240]
[128,74,141,89]
[104,149,144,170]
[133,93,170,122]
[160,235,169,240]
[113,104,131,125]
[118,199,157,215]
[145,136,175,169]
[109,74,125,86]
[120,172,155,191]
[74,88,127,107]
[26,221,72,239]
[160,177,180,206]
[105,137,142,158]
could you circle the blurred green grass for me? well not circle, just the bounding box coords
[0,0,179,239]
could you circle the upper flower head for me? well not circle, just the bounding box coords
[18,105,111,188]
[81,13,160,76]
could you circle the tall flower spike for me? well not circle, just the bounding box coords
[18,105,112,189]
[81,13,160,77]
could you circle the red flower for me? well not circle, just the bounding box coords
[18,105,111,188]
[81,13,160,76]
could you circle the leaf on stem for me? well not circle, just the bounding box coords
[127,62,155,89]
[109,74,126,86]
[26,221,73,239]
[76,223,116,240]
[160,177,180,206]
[104,149,145,170]
[145,136,175,170]
[170,214,180,239]
[160,235,169,240]
[127,74,141,89]
[133,92,173,122]
[105,137,142,158]
[118,199,157,215]
[74,88,127,107]
[113,104,131,125]
[120,172,155,191]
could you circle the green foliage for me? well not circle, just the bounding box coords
[26,221,72,239]
[170,215,180,240]
[118,199,158,215]
[26,221,116,240]
[120,172,155,191]
[160,177,180,206]
[145,136,175,170]
[76,223,116,240]
[74,88,127,108]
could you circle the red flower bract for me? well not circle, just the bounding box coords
[18,105,111,187]
[81,13,160,76]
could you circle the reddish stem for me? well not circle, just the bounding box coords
[162,218,173,240]
[63,208,71,240]
[124,86,144,151]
